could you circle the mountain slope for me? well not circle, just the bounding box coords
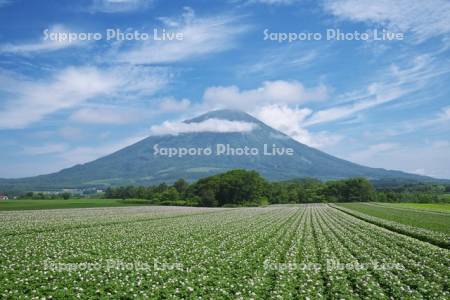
[0,109,437,189]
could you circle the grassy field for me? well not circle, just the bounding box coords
[0,198,151,211]
[0,204,449,299]
[374,202,450,213]
[337,202,450,234]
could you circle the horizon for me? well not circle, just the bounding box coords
[0,1,449,179]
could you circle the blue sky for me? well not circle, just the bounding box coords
[0,0,449,179]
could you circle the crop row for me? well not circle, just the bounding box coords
[330,203,450,248]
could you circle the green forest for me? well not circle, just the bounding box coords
[101,169,448,207]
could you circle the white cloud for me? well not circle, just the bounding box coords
[255,104,342,148]
[22,143,68,155]
[203,80,328,111]
[0,0,12,8]
[0,67,117,129]
[59,127,85,140]
[324,0,450,42]
[70,106,144,124]
[158,97,191,112]
[90,0,152,13]
[256,104,312,133]
[303,54,447,126]
[0,65,167,129]
[115,7,249,64]
[414,106,450,128]
[362,106,450,140]
[304,84,409,126]
[0,24,81,54]
[195,81,335,148]
[194,52,446,148]
[0,161,70,178]
[149,118,257,135]
[70,97,189,125]
[345,141,450,179]
[105,65,169,98]
[437,106,450,122]
[238,49,319,77]
[413,168,426,176]
[31,130,54,139]
[59,134,146,165]
[19,132,149,171]
[348,143,398,162]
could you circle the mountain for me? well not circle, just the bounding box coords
[0,109,439,190]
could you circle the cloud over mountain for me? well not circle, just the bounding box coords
[149,118,257,135]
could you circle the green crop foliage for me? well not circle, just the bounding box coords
[0,205,449,299]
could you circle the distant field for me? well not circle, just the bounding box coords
[375,202,450,213]
[0,198,150,211]
[338,202,450,234]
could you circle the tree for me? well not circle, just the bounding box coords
[160,187,180,203]
[324,178,374,202]
[136,186,146,199]
[198,188,218,207]
[104,187,114,199]
[268,183,289,204]
[344,177,374,202]
[189,169,269,207]
[173,179,189,195]
[155,183,168,193]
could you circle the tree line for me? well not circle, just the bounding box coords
[16,169,448,205]
[104,169,388,207]
[19,192,73,200]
